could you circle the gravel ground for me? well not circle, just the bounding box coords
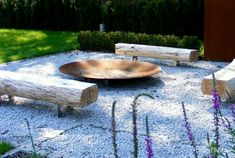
[0,50,233,158]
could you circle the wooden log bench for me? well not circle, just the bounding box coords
[0,70,98,117]
[201,59,235,100]
[115,43,198,66]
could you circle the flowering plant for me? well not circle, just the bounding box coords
[182,73,235,158]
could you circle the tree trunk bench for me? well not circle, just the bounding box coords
[201,59,235,100]
[115,43,198,66]
[0,70,98,117]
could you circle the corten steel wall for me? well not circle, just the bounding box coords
[205,0,235,62]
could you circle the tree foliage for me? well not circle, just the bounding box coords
[0,0,203,38]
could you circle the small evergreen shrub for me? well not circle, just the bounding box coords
[77,31,94,51]
[148,34,166,46]
[77,31,202,53]
[109,31,123,45]
[78,31,112,52]
[177,36,201,49]
[121,32,139,44]
[164,35,180,47]
[0,141,14,155]
[91,31,113,52]
[136,33,150,45]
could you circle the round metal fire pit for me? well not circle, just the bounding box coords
[59,59,161,79]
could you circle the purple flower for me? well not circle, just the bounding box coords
[145,116,154,158]
[212,89,220,110]
[145,136,154,158]
[211,74,221,157]
[182,102,198,158]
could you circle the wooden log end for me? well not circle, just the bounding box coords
[201,78,227,98]
[80,84,98,107]
[201,59,235,99]
[188,50,199,62]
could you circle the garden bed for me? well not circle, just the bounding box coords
[0,50,233,157]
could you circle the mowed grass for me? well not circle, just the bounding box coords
[0,29,77,63]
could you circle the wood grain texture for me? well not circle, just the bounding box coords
[0,70,98,107]
[115,43,198,62]
[201,59,235,99]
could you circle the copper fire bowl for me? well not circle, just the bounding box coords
[59,59,161,79]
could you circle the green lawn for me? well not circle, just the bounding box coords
[0,29,77,63]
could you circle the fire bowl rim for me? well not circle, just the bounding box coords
[59,59,161,80]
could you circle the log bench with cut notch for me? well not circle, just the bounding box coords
[201,59,235,100]
[115,43,198,66]
[0,70,98,117]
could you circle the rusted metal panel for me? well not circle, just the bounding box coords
[205,0,235,61]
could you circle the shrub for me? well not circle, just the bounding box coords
[109,31,123,46]
[78,31,112,52]
[136,33,150,45]
[77,31,94,51]
[178,36,201,49]
[121,32,139,44]
[91,31,113,52]
[77,31,202,53]
[109,31,122,42]
[0,141,14,155]
[148,34,166,46]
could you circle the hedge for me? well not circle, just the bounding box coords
[77,31,201,53]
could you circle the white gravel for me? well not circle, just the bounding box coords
[0,50,233,158]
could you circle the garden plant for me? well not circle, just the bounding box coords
[0,141,14,155]
[182,74,235,158]
[109,75,235,158]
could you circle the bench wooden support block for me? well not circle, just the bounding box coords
[8,95,14,104]
[132,56,138,61]
[0,70,98,108]
[57,106,63,118]
[0,92,3,101]
[115,43,198,62]
[201,59,235,99]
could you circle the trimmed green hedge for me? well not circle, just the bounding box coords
[77,31,201,52]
